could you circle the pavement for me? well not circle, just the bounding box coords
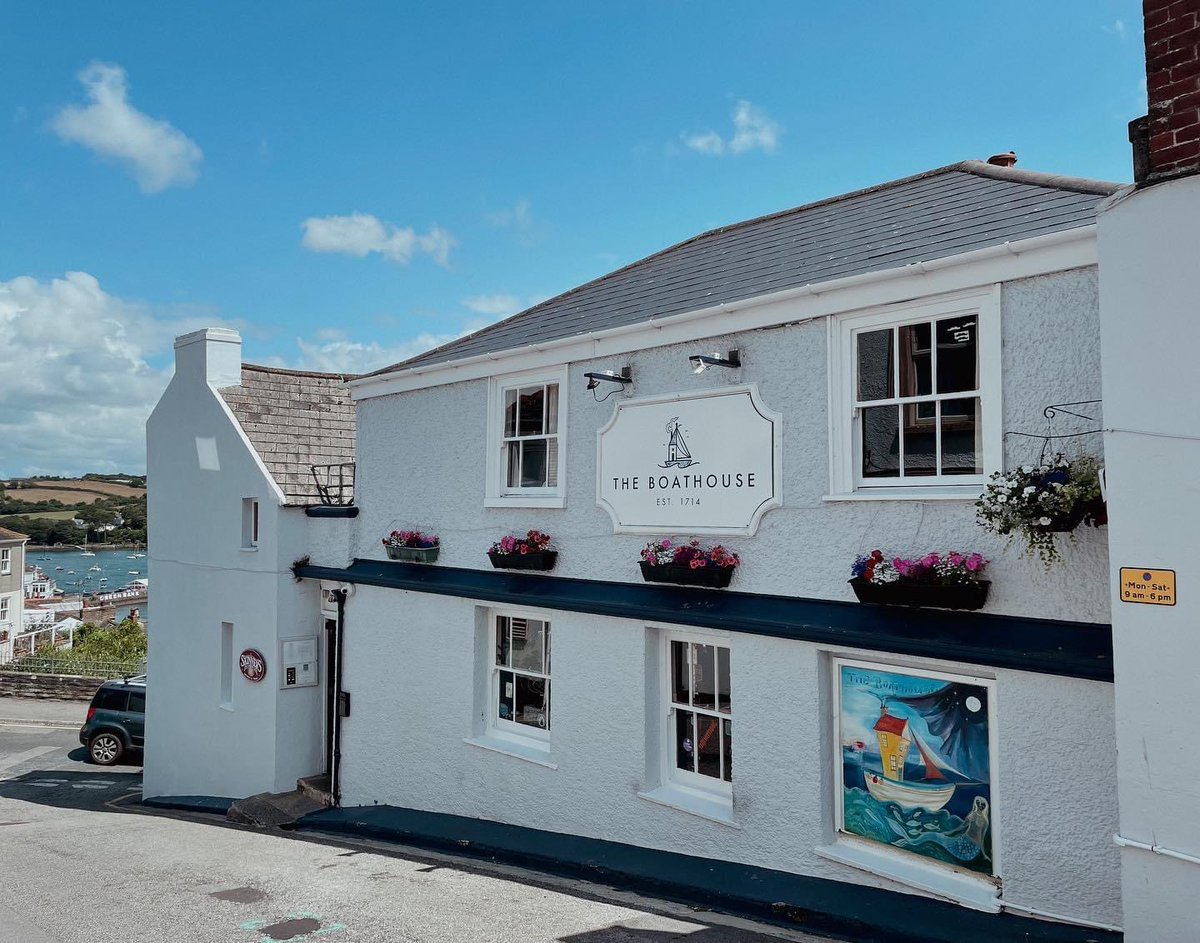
[0,695,87,728]
[0,696,829,943]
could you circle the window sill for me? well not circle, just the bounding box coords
[239,546,259,553]
[219,702,235,713]
[816,836,1000,913]
[463,735,557,769]
[637,785,739,829]
[823,487,980,503]
[484,495,566,510]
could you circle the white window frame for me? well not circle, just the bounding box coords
[485,365,568,509]
[0,548,9,575]
[661,629,733,805]
[240,498,259,550]
[827,287,1002,499]
[0,595,10,624]
[488,609,552,750]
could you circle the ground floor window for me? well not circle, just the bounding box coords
[492,614,550,741]
[834,659,997,877]
[668,636,732,794]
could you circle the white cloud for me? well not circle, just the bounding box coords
[301,213,456,268]
[684,100,782,157]
[485,198,543,246]
[284,318,494,375]
[0,272,228,476]
[1103,19,1127,40]
[51,62,202,193]
[462,294,521,317]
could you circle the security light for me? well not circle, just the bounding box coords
[689,349,741,374]
[584,367,632,391]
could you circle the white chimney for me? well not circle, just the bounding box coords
[173,327,243,389]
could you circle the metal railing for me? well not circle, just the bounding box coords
[4,655,145,679]
[311,462,356,506]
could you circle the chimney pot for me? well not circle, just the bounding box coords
[987,151,1018,168]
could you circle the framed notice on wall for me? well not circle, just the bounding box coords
[596,384,782,536]
[279,636,319,690]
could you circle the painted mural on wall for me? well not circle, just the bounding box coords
[836,660,995,877]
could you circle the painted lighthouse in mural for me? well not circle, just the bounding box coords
[837,661,995,876]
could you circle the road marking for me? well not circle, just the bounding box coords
[0,746,57,774]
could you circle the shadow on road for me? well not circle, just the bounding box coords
[0,767,142,812]
[561,925,789,942]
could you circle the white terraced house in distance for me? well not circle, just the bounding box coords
[145,7,1200,941]
[0,525,28,664]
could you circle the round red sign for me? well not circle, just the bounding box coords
[239,648,267,683]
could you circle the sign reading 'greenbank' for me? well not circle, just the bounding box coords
[596,385,782,536]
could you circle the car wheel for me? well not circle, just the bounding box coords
[88,732,123,766]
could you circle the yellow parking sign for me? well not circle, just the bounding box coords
[1119,568,1176,606]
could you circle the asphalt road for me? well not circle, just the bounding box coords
[0,713,826,943]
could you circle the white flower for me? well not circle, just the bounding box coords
[1038,517,1052,526]
[1021,465,1034,474]
[1023,486,1036,495]
[997,495,1008,503]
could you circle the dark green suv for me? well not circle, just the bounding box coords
[79,678,145,765]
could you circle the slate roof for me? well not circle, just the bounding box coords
[0,526,28,542]
[371,161,1119,377]
[220,364,357,506]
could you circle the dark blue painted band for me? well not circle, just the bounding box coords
[141,794,236,814]
[295,559,1114,682]
[296,803,1120,943]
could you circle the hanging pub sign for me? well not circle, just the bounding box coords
[597,384,782,535]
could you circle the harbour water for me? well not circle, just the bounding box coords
[31,548,149,622]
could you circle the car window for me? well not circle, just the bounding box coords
[92,688,128,711]
[127,691,146,714]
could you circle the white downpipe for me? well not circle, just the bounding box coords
[1000,900,1122,934]
[1114,832,1200,867]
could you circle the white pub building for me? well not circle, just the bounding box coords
[145,8,1200,941]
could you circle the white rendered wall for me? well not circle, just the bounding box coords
[1099,177,1200,943]
[145,357,326,798]
[353,270,1109,623]
[340,271,1119,925]
[337,587,1121,927]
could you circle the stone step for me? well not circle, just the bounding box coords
[226,789,324,829]
[297,773,333,807]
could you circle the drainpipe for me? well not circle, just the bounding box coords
[331,588,346,807]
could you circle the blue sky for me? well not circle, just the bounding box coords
[0,1,1144,475]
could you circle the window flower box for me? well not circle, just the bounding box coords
[848,577,990,611]
[488,530,557,571]
[849,550,990,611]
[382,530,440,564]
[639,539,740,589]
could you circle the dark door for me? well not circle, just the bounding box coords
[323,617,338,775]
[126,689,146,747]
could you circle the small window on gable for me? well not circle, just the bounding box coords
[241,498,259,550]
[829,291,1001,497]
[486,367,568,508]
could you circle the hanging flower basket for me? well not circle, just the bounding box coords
[639,539,740,589]
[849,551,990,611]
[976,454,1105,565]
[382,530,440,564]
[487,530,557,571]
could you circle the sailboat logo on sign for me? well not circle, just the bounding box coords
[659,418,699,469]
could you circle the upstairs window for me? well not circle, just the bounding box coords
[241,498,259,550]
[829,291,1001,497]
[486,367,568,508]
[0,548,9,575]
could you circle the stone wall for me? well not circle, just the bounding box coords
[0,671,102,700]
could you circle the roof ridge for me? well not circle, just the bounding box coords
[955,160,1121,196]
[240,362,359,381]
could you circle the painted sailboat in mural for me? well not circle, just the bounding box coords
[863,706,957,812]
[659,418,698,468]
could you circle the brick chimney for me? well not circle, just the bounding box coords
[1135,0,1200,182]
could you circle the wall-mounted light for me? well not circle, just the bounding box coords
[584,367,632,390]
[689,349,741,374]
